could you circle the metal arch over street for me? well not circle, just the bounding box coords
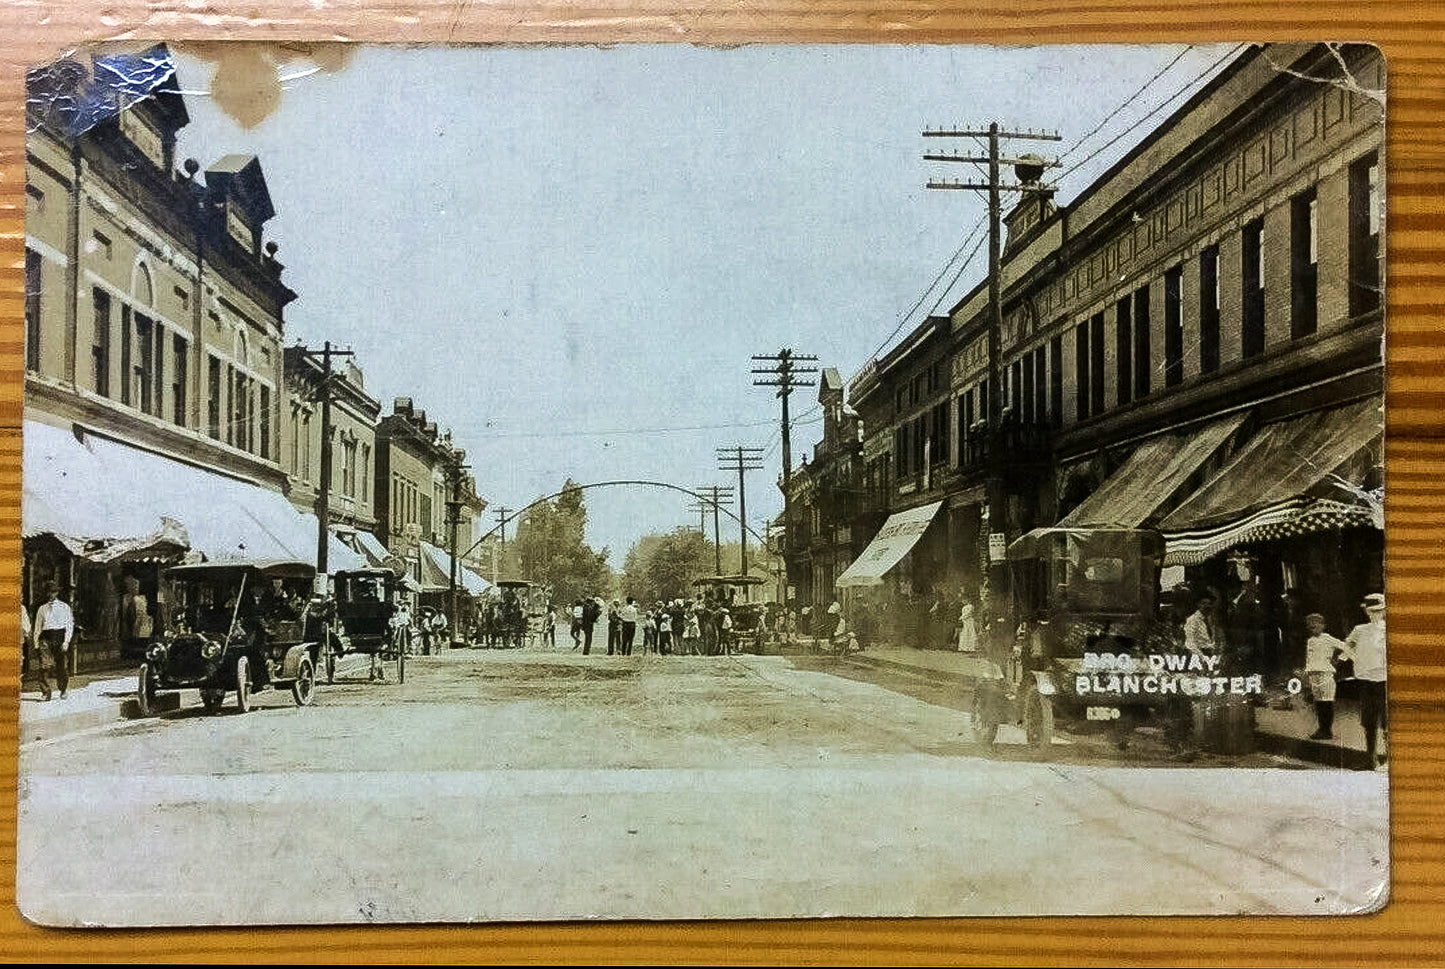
[458,479,772,562]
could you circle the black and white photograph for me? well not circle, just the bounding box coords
[18,39,1387,925]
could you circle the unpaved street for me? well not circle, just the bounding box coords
[18,651,1389,925]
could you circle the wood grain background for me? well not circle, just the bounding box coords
[1,2,1441,964]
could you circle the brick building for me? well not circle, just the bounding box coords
[831,43,1384,668]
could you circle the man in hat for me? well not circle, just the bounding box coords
[31,582,73,700]
[1340,593,1388,769]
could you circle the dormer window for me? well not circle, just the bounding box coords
[226,200,255,252]
[119,109,165,170]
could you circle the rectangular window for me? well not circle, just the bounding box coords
[1242,218,1265,358]
[361,444,371,503]
[894,426,907,478]
[120,306,132,405]
[1291,190,1319,339]
[154,323,166,419]
[1164,266,1183,387]
[24,249,41,373]
[1349,154,1382,318]
[1116,296,1133,406]
[172,335,187,427]
[91,230,112,260]
[207,356,221,439]
[1033,347,1046,425]
[1090,311,1106,416]
[1010,359,1023,418]
[1075,322,1090,420]
[912,415,925,472]
[259,384,271,459]
[92,288,111,397]
[1020,352,1035,424]
[1049,335,1063,425]
[932,401,949,469]
[1133,286,1151,399]
[1200,245,1220,373]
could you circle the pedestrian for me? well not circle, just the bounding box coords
[1339,593,1388,770]
[1302,612,1346,740]
[956,600,979,653]
[544,604,558,650]
[19,601,32,689]
[619,597,639,656]
[1171,591,1218,760]
[389,599,413,657]
[657,609,673,654]
[681,607,701,655]
[1183,592,1217,659]
[31,581,73,701]
[606,599,622,655]
[719,608,733,655]
[581,596,601,654]
[119,575,153,663]
[570,599,584,649]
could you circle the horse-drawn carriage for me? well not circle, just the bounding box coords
[322,567,407,684]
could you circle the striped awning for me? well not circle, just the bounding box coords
[1160,399,1383,565]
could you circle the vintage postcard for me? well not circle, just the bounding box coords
[17,40,1388,925]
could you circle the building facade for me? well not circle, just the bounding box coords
[832,43,1384,672]
[283,348,381,538]
[21,46,344,668]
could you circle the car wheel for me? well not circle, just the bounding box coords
[200,689,224,713]
[292,656,315,706]
[137,663,156,717]
[969,685,1000,746]
[1024,688,1054,754]
[234,655,252,713]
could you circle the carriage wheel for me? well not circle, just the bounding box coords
[291,657,316,706]
[234,655,252,713]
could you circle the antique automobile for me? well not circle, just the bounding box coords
[691,574,767,653]
[324,568,407,684]
[137,559,324,715]
[960,528,1180,754]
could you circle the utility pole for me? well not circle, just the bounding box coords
[751,349,818,494]
[924,123,1061,595]
[295,341,355,583]
[491,506,514,585]
[717,445,764,590]
[753,349,816,604]
[444,448,471,646]
[695,485,733,576]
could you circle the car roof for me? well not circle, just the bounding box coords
[166,559,316,580]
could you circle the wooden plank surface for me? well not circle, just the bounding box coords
[1,2,1441,964]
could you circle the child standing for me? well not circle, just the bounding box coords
[1303,612,1346,740]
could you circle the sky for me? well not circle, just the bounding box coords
[167,41,1239,563]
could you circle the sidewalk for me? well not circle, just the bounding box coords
[838,643,1381,770]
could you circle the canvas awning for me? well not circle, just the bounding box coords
[23,419,364,572]
[1159,398,1383,565]
[1056,413,1247,529]
[420,542,493,596]
[835,500,943,588]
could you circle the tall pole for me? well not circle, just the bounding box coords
[924,123,1060,597]
[717,445,764,589]
[753,350,816,601]
[695,485,733,576]
[446,450,470,646]
[298,341,354,582]
[492,506,513,584]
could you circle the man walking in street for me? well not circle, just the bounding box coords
[580,596,601,655]
[31,582,73,701]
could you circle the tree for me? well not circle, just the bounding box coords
[511,479,614,606]
[622,527,712,605]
